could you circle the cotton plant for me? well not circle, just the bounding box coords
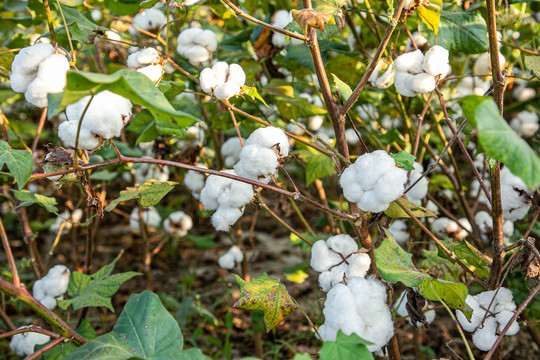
[456,288,520,351]
[270,10,303,48]
[10,43,70,108]
[33,265,70,310]
[10,329,51,357]
[199,169,254,231]
[474,51,506,77]
[317,277,394,352]
[498,167,533,221]
[233,126,290,184]
[176,27,218,65]
[394,292,436,327]
[126,47,164,84]
[431,217,471,240]
[163,211,193,237]
[199,61,246,100]
[310,234,371,292]
[509,110,538,138]
[221,137,245,167]
[218,245,244,270]
[339,150,408,213]
[475,211,514,245]
[129,207,162,232]
[128,7,167,36]
[393,45,450,97]
[58,90,132,151]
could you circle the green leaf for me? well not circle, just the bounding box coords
[295,149,337,187]
[436,238,488,269]
[331,73,352,101]
[0,141,33,189]
[140,0,159,8]
[48,69,199,137]
[57,4,108,43]
[319,331,374,360]
[462,97,540,188]
[126,109,160,144]
[293,354,313,360]
[418,0,442,36]
[385,197,436,219]
[312,0,347,14]
[525,56,540,79]
[377,128,406,145]
[242,85,268,107]
[389,150,415,170]
[39,320,96,360]
[420,249,462,282]
[58,256,140,312]
[418,278,469,311]
[420,11,489,54]
[62,291,186,360]
[106,179,178,212]
[12,190,58,213]
[374,231,429,287]
[233,273,297,331]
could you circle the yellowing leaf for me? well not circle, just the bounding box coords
[418,0,442,36]
[106,178,177,211]
[292,9,334,34]
[233,273,297,331]
[285,269,309,284]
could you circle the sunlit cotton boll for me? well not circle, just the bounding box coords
[176,27,217,64]
[127,47,163,83]
[221,137,245,167]
[422,45,450,78]
[57,120,102,151]
[10,329,51,357]
[405,32,428,52]
[33,265,70,310]
[199,62,246,100]
[271,10,303,48]
[368,59,395,89]
[163,211,193,237]
[129,207,162,232]
[129,8,167,36]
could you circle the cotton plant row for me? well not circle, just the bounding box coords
[310,234,393,352]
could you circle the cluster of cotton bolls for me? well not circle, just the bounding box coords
[58,90,132,151]
[163,211,193,237]
[234,127,290,184]
[431,217,471,240]
[123,159,170,185]
[129,207,162,232]
[271,10,303,48]
[389,220,409,246]
[498,167,533,221]
[200,61,246,100]
[33,265,70,310]
[393,45,450,97]
[405,162,429,205]
[218,245,244,270]
[128,7,167,36]
[310,235,371,292]
[311,235,393,351]
[10,43,70,108]
[50,209,83,235]
[368,58,395,89]
[184,166,206,199]
[394,292,436,327]
[510,110,539,138]
[176,27,217,65]
[127,47,164,84]
[475,211,514,245]
[199,169,254,231]
[10,328,51,357]
[221,137,245,167]
[456,288,519,351]
[339,150,407,213]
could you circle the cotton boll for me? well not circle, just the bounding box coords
[318,264,347,292]
[185,46,211,63]
[369,59,395,89]
[221,137,244,167]
[195,30,218,52]
[212,61,229,84]
[228,64,246,87]
[42,265,70,298]
[228,245,244,262]
[499,167,532,221]
[137,65,164,83]
[127,47,161,68]
[217,178,254,208]
[345,128,359,145]
[372,167,408,203]
[410,73,436,94]
[405,32,428,52]
[310,240,343,272]
[394,50,424,74]
[494,287,517,312]
[218,253,235,269]
[407,162,429,204]
[10,72,34,93]
[355,150,397,190]
[10,330,51,357]
[199,68,219,94]
[184,167,206,199]
[214,81,241,100]
[132,158,170,184]
[211,206,244,231]
[234,145,279,181]
[513,85,535,102]
[271,10,302,47]
[496,310,519,336]
[11,43,55,76]
[309,115,324,131]
[58,121,102,150]
[510,110,539,137]
[129,207,161,232]
[456,295,483,332]
[394,71,417,97]
[472,317,498,351]
[339,167,364,203]
[129,8,167,36]
[389,220,409,245]
[345,253,371,278]
[422,46,450,78]
[177,28,217,64]
[327,234,358,257]
[431,217,458,239]
[200,171,235,210]
[244,127,290,158]
[163,211,193,237]
[474,51,506,76]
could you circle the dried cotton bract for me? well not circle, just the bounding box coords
[10,329,51,357]
[33,265,70,310]
[176,28,217,65]
[127,47,164,83]
[394,292,436,327]
[10,43,70,108]
[199,62,246,100]
[339,150,407,213]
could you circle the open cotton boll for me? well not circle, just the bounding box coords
[410,73,436,93]
[369,59,395,89]
[137,65,164,83]
[474,51,506,76]
[163,211,193,237]
[218,252,235,269]
[65,90,132,140]
[176,28,217,64]
[456,295,483,332]
[184,167,206,199]
[129,207,162,232]
[221,137,245,167]
[271,10,303,48]
[405,32,428,52]
[199,62,246,100]
[245,127,290,158]
[422,46,450,78]
[200,170,236,210]
[127,47,161,68]
[214,82,241,100]
[211,206,244,231]
[129,8,167,36]
[345,253,371,278]
[199,67,219,93]
[33,265,70,310]
[389,220,408,245]
[406,162,429,204]
[327,234,358,257]
[310,240,344,272]
[394,50,424,74]
[495,310,520,335]
[58,120,102,150]
[10,329,51,357]
[499,167,532,221]
[510,110,539,137]
[472,317,499,351]
[394,71,416,97]
[22,54,70,108]
[228,245,244,262]
[11,43,55,77]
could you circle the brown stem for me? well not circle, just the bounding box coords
[485,0,504,115]
[138,206,153,291]
[0,307,15,330]
[0,215,20,287]
[486,163,504,290]
[31,108,48,153]
[0,326,60,340]
[17,207,44,278]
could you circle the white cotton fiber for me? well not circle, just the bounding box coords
[129,8,167,36]
[10,329,51,357]
[163,211,193,237]
[33,265,70,310]
[310,240,343,272]
[422,45,450,77]
[177,28,217,64]
[389,220,408,245]
[327,234,358,257]
[472,317,498,351]
[499,167,532,221]
[199,61,246,100]
[394,50,424,74]
[129,207,161,232]
[221,137,245,167]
